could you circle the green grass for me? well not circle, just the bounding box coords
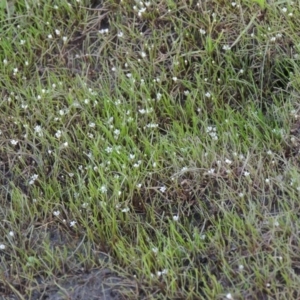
[1,0,300,299]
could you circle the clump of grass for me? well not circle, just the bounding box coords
[1,0,300,298]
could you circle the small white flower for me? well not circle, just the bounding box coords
[100,185,107,193]
[126,73,132,78]
[9,231,14,237]
[225,159,232,165]
[267,150,272,155]
[226,293,233,299]
[238,264,244,271]
[29,174,38,185]
[152,247,159,254]
[238,193,244,198]
[48,34,53,39]
[55,29,60,36]
[145,123,158,128]
[199,28,206,35]
[34,125,42,134]
[85,152,93,159]
[138,7,146,17]
[70,221,77,227]
[89,122,95,128]
[209,132,218,141]
[3,59,8,65]
[265,178,270,184]
[117,31,124,38]
[55,130,62,139]
[121,207,130,213]
[10,139,18,145]
[173,215,179,221]
[172,76,178,82]
[157,269,168,276]
[160,186,167,193]
[114,99,121,106]
[53,210,60,217]
[205,92,211,98]
[62,36,67,43]
[243,171,250,177]
[0,244,5,250]
[281,7,287,13]
[141,51,147,58]
[99,28,109,34]
[222,45,231,51]
[155,93,162,101]
[208,168,215,174]
[231,2,236,7]
[105,147,113,153]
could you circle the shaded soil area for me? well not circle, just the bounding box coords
[1,226,137,299]
[4,269,135,300]
[31,268,137,300]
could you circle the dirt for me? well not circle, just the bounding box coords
[33,268,137,300]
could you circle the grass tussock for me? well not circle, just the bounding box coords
[1,0,300,299]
